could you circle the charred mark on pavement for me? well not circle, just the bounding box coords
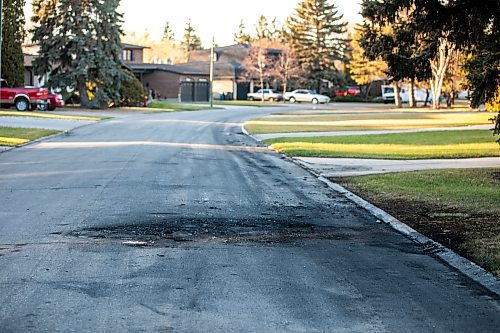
[68,216,370,246]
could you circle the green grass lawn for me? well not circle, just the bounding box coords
[0,110,104,121]
[266,130,500,159]
[0,127,61,146]
[335,168,500,276]
[147,101,214,111]
[245,111,491,134]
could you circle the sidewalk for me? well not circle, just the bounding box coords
[294,156,500,177]
[251,124,499,176]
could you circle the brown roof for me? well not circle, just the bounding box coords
[121,43,150,50]
[128,63,208,76]
[176,61,242,79]
[188,44,250,63]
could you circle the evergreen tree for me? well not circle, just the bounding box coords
[233,20,252,45]
[1,0,26,87]
[287,0,348,92]
[32,0,126,108]
[347,26,387,87]
[268,18,282,42]
[162,21,175,42]
[181,19,202,52]
[255,15,270,40]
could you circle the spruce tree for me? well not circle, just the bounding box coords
[255,15,270,40]
[162,21,175,42]
[233,20,252,45]
[181,19,202,52]
[32,0,126,108]
[286,0,348,92]
[268,18,282,42]
[1,0,26,87]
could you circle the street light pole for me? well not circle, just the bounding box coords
[209,36,214,108]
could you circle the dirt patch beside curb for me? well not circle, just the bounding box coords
[334,171,500,277]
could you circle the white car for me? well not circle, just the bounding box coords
[247,89,283,101]
[456,90,470,99]
[284,90,330,104]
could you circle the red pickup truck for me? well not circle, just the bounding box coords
[0,79,50,111]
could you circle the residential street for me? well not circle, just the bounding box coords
[0,106,498,332]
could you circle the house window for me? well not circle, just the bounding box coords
[122,49,134,62]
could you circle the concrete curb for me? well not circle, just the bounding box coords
[242,123,500,297]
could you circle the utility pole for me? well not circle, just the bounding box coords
[209,36,214,108]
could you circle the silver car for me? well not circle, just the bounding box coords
[284,89,330,104]
[247,89,283,102]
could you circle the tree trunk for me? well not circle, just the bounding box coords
[430,38,453,109]
[408,79,416,108]
[424,89,430,107]
[77,78,91,108]
[258,47,265,103]
[394,82,402,107]
[282,81,287,104]
[282,55,289,104]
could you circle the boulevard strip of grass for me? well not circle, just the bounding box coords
[266,130,500,159]
[0,110,103,121]
[147,101,214,111]
[245,112,491,134]
[334,168,500,276]
[0,127,60,146]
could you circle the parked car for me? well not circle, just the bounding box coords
[456,90,470,100]
[381,85,433,104]
[0,79,50,111]
[284,89,330,104]
[346,86,361,95]
[332,86,361,97]
[37,93,65,111]
[247,89,283,101]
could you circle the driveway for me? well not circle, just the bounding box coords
[0,106,498,332]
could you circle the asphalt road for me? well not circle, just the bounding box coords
[0,106,498,332]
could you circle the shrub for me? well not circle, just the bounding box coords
[119,71,147,106]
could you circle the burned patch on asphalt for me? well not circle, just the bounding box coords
[68,217,367,246]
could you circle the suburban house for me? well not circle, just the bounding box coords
[181,44,250,100]
[122,44,209,99]
[21,42,283,101]
[124,43,254,100]
[23,53,40,87]
[121,43,146,64]
[179,44,285,100]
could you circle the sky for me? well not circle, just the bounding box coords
[24,0,363,47]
